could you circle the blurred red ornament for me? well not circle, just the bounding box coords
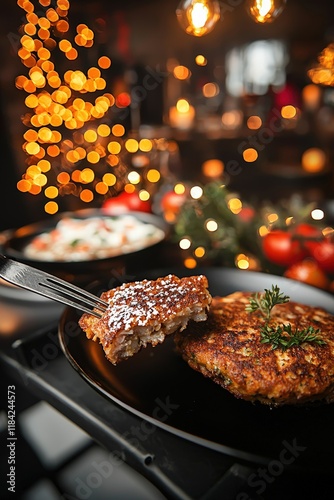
[237,207,255,222]
[102,191,152,214]
[284,259,330,290]
[306,239,334,273]
[161,190,187,215]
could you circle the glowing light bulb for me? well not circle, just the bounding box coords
[246,0,286,24]
[176,0,220,37]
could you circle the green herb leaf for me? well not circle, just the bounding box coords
[260,323,326,351]
[245,285,290,321]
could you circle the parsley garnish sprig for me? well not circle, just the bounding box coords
[246,285,326,351]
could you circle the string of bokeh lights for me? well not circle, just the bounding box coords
[15,0,166,214]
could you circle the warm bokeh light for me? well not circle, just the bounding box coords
[235,253,250,270]
[16,0,145,212]
[243,148,258,162]
[44,201,59,214]
[173,65,191,80]
[221,110,243,130]
[194,246,206,258]
[247,115,262,130]
[308,43,334,86]
[246,0,286,24]
[175,183,186,194]
[146,169,161,183]
[169,99,195,129]
[301,148,327,173]
[281,105,297,119]
[202,82,219,98]
[176,0,221,37]
[227,198,242,214]
[202,159,224,178]
[195,54,207,66]
[302,84,322,111]
[267,212,279,223]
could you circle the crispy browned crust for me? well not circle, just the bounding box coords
[79,274,211,365]
[174,291,334,406]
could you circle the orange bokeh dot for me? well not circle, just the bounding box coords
[26,12,39,24]
[87,151,100,164]
[44,201,59,214]
[26,142,41,155]
[38,28,50,40]
[25,94,39,108]
[37,48,51,60]
[23,80,36,93]
[80,189,94,203]
[80,168,95,183]
[71,170,81,182]
[66,48,78,60]
[46,8,59,22]
[38,17,51,30]
[50,114,63,126]
[59,39,72,52]
[24,23,37,36]
[17,179,31,192]
[56,20,69,32]
[98,56,111,69]
[29,184,42,195]
[18,48,32,60]
[74,34,86,46]
[44,186,58,198]
[95,182,109,195]
[37,159,51,172]
[58,0,70,10]
[24,129,38,141]
[16,75,28,89]
[57,172,70,184]
[112,124,125,137]
[41,60,54,72]
[95,78,106,90]
[47,145,60,156]
[243,148,258,162]
[88,67,101,79]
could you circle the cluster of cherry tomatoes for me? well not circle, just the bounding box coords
[262,223,334,291]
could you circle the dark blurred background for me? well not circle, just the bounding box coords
[1,0,334,230]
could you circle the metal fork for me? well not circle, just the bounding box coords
[0,255,108,318]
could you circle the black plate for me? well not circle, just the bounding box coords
[0,209,167,280]
[59,268,334,472]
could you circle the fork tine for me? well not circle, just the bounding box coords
[41,277,108,313]
[0,255,108,318]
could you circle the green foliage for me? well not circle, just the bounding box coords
[173,182,260,266]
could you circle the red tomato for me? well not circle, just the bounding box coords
[307,239,334,273]
[102,191,152,214]
[284,259,330,290]
[294,223,322,238]
[262,230,306,267]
